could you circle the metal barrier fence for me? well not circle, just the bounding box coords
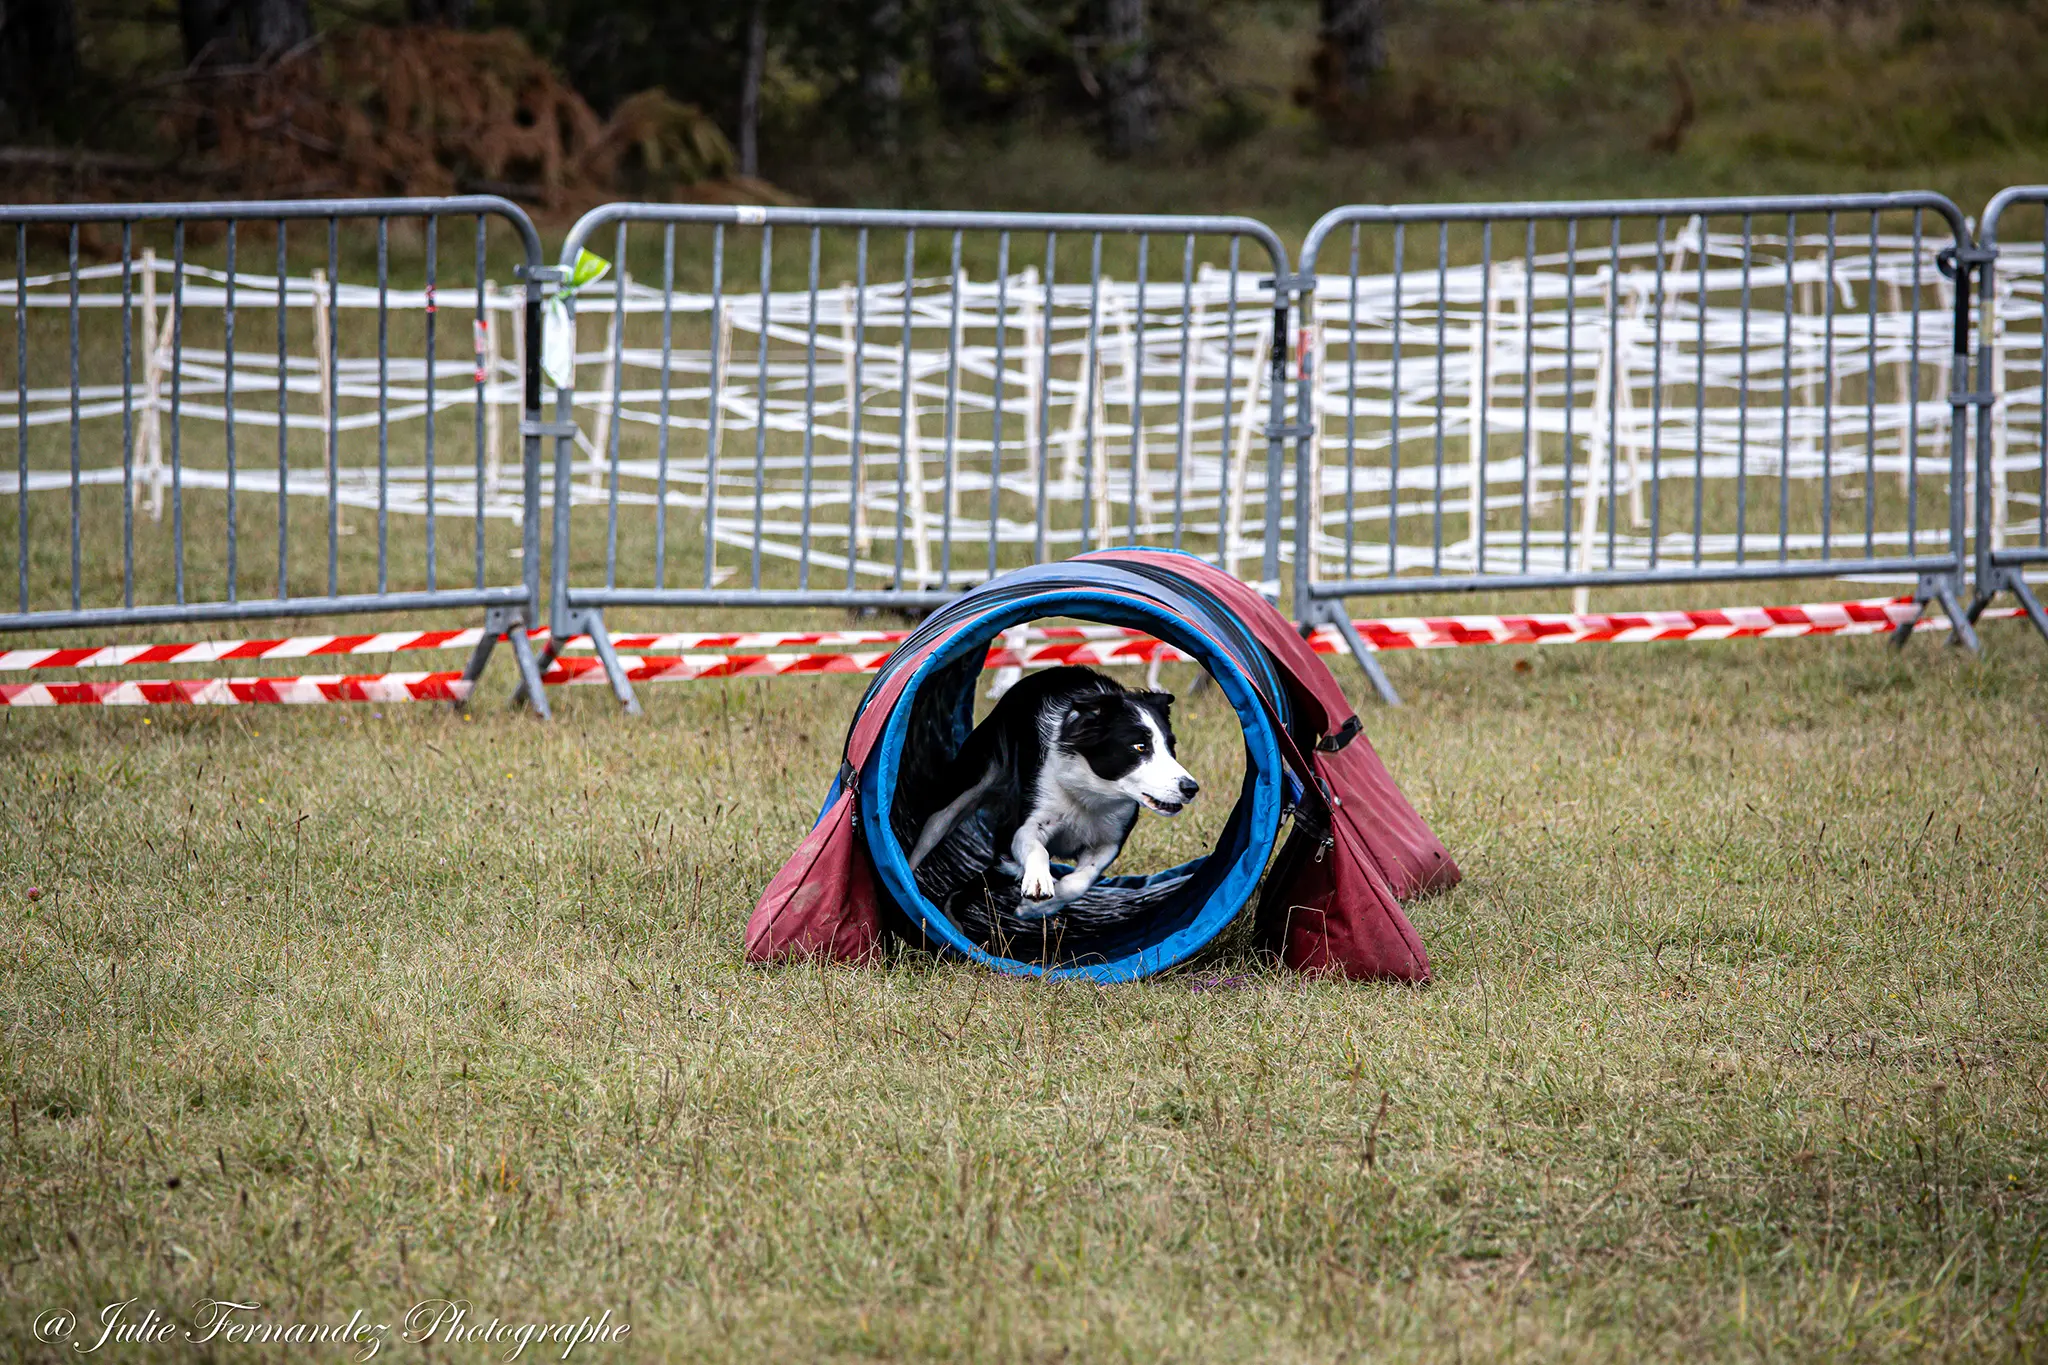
[1290,193,1987,700]
[5,189,2043,718]
[0,196,556,711]
[545,205,1294,712]
[1969,186,2048,640]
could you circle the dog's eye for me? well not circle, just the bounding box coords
[1132,742,1146,752]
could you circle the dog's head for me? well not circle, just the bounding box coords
[1058,689,1201,815]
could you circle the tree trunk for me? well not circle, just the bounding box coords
[1318,0,1386,101]
[930,0,985,112]
[1103,0,1154,158]
[244,0,313,62]
[407,0,473,25]
[738,0,767,177]
[179,0,237,67]
[0,0,78,134]
[180,0,312,66]
[861,0,904,154]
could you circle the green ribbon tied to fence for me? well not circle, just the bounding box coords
[540,248,614,392]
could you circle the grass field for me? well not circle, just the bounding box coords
[3,624,2045,1362]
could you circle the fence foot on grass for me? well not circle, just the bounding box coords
[1306,601,1401,707]
[573,610,642,715]
[505,624,553,720]
[1934,578,1982,653]
[460,606,551,720]
[1969,568,2048,648]
[1890,584,1932,651]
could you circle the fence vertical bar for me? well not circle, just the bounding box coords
[607,219,627,591]
[703,224,726,591]
[1391,224,1405,577]
[223,221,238,602]
[121,226,135,609]
[1907,211,1922,556]
[1822,212,1838,560]
[895,229,915,591]
[325,220,339,598]
[277,219,290,600]
[1648,215,1665,568]
[752,224,773,591]
[1693,214,1707,566]
[67,225,81,611]
[1264,238,1291,596]
[1562,219,1577,579]
[376,215,390,594]
[468,217,485,592]
[1083,234,1104,555]
[1865,210,1879,557]
[1216,235,1237,571]
[1520,220,1533,573]
[171,221,185,604]
[1605,218,1622,569]
[1036,233,1056,567]
[1129,233,1148,545]
[847,229,868,592]
[1737,216,1753,564]
[1431,222,1447,573]
[14,226,25,613]
[1172,233,1192,551]
[1780,213,1794,563]
[799,226,822,589]
[989,232,1010,580]
[655,224,675,589]
[1344,225,1360,578]
[423,216,437,593]
[940,230,962,585]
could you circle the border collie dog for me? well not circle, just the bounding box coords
[906,666,1200,917]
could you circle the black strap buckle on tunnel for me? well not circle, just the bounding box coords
[1315,716,1362,753]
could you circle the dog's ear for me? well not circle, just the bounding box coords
[1060,694,1115,743]
[1135,690,1174,715]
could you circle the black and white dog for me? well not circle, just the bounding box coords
[906,666,1200,917]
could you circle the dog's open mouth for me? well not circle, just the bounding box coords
[1141,795,1186,815]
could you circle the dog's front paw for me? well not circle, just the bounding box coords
[1019,866,1056,901]
[1054,869,1096,901]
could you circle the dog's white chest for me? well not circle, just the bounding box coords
[1025,754,1135,859]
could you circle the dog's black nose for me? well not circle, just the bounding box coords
[1178,777,1200,799]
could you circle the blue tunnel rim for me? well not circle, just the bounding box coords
[859,584,1287,983]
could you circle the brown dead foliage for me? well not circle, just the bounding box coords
[170,26,787,211]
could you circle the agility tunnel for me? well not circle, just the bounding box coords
[746,549,1459,982]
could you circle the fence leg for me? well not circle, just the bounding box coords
[1968,567,2048,648]
[1310,600,1401,707]
[574,608,642,715]
[1888,580,1931,651]
[1934,576,1981,652]
[2002,575,2048,646]
[504,623,553,720]
[464,605,550,720]
[1892,573,1978,653]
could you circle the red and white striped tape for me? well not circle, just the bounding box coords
[0,598,2020,707]
[0,629,493,671]
[0,672,470,707]
[1322,598,2001,651]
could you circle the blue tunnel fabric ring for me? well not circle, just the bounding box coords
[846,556,1296,982]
